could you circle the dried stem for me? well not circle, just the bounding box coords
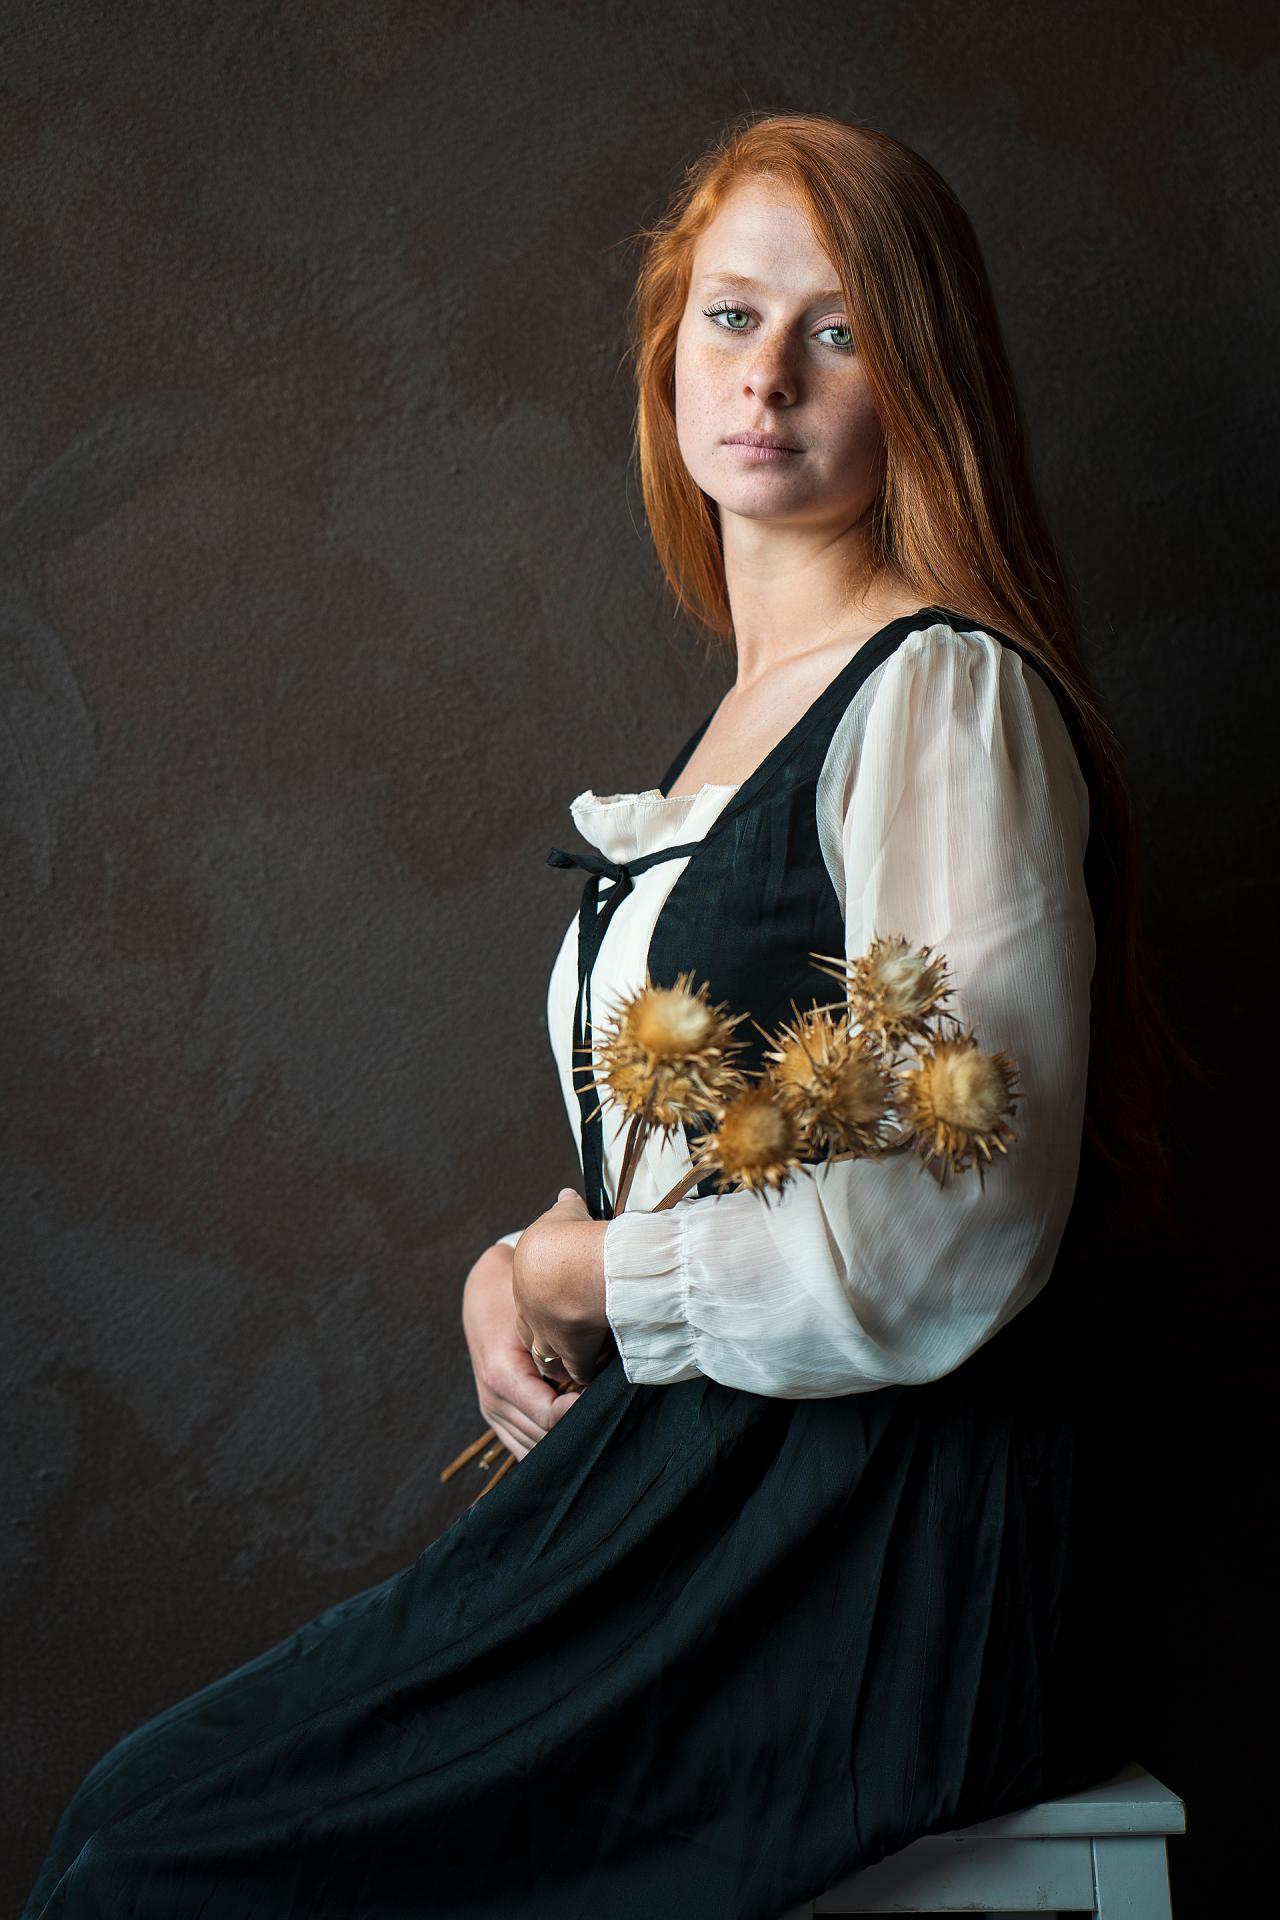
[653,1163,704,1211]
[469,1450,517,1506]
[613,1091,656,1215]
[440,1427,497,1482]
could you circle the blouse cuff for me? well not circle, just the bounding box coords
[603,1205,701,1385]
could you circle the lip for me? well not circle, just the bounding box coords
[724,431,801,464]
[725,430,801,451]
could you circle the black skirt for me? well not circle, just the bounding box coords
[22,1187,1159,1920]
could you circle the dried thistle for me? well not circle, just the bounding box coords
[686,1075,810,1203]
[579,968,755,1212]
[896,1026,1020,1191]
[761,1002,903,1160]
[811,933,954,1058]
[580,966,751,1138]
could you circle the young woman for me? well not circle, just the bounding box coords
[25,111,1187,1920]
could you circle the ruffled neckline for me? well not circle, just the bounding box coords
[565,610,966,867]
[568,783,740,863]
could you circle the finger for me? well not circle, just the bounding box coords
[525,1341,575,1393]
[487,1416,529,1461]
[480,1393,541,1455]
[482,1357,551,1450]
[546,1337,604,1388]
[488,1363,583,1456]
[504,1351,573,1435]
[502,1330,566,1391]
[527,1329,570,1381]
[493,1389,547,1450]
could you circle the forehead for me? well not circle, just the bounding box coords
[690,178,838,290]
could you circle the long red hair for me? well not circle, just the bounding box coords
[621,109,1208,1235]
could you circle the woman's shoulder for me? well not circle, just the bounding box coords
[823,605,1082,781]
[903,606,1038,658]
[891,610,1072,715]
[868,608,1093,820]
[846,610,1010,707]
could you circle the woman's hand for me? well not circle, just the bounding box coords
[512,1187,614,1387]
[462,1243,585,1462]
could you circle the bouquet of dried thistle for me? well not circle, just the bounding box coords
[441,933,1020,1506]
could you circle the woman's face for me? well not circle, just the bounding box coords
[673,176,884,537]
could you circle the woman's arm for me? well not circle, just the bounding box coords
[599,625,1096,1398]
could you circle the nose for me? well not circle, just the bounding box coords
[742,332,798,408]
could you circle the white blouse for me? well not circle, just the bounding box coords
[497,618,1095,1401]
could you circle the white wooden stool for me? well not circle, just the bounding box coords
[779,1760,1185,1918]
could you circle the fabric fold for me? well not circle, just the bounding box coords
[603,1202,699,1384]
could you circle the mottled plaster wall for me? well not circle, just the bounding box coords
[3,2,1274,1912]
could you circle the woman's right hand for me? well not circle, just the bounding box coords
[462,1241,588,1461]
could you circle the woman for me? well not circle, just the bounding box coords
[24,111,1185,1920]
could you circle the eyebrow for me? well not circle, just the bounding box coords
[697,270,846,304]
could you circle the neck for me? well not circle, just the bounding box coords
[720,517,917,688]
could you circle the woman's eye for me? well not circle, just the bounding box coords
[701,302,855,353]
[703,301,752,332]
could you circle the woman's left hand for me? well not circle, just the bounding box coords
[512,1187,613,1388]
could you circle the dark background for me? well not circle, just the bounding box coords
[3,2,1275,1913]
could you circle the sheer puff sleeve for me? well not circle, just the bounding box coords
[601,623,1095,1398]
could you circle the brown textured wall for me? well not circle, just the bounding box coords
[3,2,1274,1912]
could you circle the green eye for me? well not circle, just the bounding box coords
[701,301,856,353]
[703,303,752,331]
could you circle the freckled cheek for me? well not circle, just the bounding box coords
[833,392,883,464]
[676,350,707,392]
[674,346,713,424]
[677,366,727,436]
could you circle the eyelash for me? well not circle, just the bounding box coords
[701,298,856,353]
